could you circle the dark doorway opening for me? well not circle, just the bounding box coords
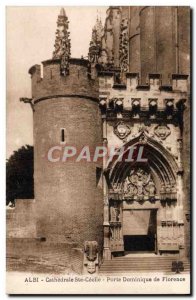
[124,235,155,252]
[122,209,157,252]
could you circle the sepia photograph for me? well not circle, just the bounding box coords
[6,5,191,294]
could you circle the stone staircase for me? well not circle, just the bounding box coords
[99,256,190,275]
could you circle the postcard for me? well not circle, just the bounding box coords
[6,6,191,294]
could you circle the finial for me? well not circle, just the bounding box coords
[96,9,102,23]
[96,9,99,22]
[88,16,104,64]
[59,7,66,17]
[53,8,71,76]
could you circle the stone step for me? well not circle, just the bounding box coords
[102,262,190,266]
[99,257,190,274]
[104,258,189,261]
[101,264,186,267]
[114,256,178,258]
[104,259,188,264]
[100,268,190,272]
[99,270,189,276]
[101,266,190,270]
[100,269,190,274]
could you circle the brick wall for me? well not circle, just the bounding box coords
[29,59,98,100]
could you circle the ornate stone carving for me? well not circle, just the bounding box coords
[123,168,156,200]
[119,18,129,72]
[139,132,148,144]
[160,183,177,200]
[110,203,120,222]
[138,124,149,134]
[88,17,104,64]
[132,98,141,118]
[53,8,71,76]
[114,121,131,139]
[177,138,183,151]
[149,98,158,118]
[83,241,99,274]
[154,124,171,140]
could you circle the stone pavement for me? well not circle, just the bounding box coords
[6,238,81,274]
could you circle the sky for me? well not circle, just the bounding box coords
[6,6,107,158]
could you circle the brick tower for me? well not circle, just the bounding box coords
[28,8,103,248]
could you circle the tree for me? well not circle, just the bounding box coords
[6,145,34,205]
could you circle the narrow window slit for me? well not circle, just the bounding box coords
[61,128,65,143]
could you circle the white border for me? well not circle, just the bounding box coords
[1,1,195,299]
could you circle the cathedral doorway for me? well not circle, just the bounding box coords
[106,133,180,258]
[123,209,157,253]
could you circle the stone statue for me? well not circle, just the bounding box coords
[110,203,120,222]
[83,241,99,274]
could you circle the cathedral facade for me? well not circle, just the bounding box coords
[17,6,190,273]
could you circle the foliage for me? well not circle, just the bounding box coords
[6,145,34,205]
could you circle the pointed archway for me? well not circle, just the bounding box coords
[106,131,179,200]
[104,131,183,256]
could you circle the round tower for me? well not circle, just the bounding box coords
[28,9,103,249]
